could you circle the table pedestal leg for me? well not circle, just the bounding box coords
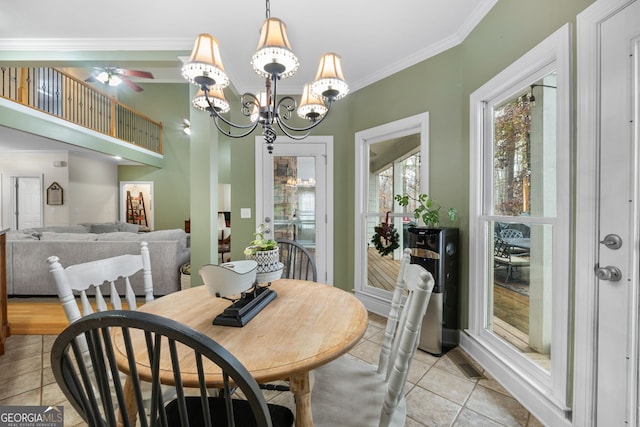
[289,371,312,427]
[117,375,138,427]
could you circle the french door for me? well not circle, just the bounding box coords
[575,0,640,424]
[255,137,333,284]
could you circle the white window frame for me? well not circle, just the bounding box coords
[354,112,429,316]
[461,24,573,425]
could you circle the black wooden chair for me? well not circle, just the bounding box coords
[50,310,294,427]
[277,239,317,281]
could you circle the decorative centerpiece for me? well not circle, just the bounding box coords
[244,224,283,283]
[199,260,276,327]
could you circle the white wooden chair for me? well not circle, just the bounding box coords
[47,241,154,324]
[311,249,435,427]
[47,242,164,411]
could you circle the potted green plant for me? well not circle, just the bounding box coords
[244,224,282,275]
[395,194,458,228]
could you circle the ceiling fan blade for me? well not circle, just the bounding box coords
[121,69,154,79]
[85,75,97,83]
[122,77,144,92]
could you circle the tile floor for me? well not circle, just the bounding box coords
[0,313,543,426]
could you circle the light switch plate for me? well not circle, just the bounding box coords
[240,208,251,219]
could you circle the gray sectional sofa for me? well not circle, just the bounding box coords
[5,223,190,296]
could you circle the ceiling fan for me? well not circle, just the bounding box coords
[85,67,154,92]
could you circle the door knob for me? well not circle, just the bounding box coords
[594,265,622,281]
[600,234,623,249]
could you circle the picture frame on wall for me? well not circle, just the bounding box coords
[46,182,63,205]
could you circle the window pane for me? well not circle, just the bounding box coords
[492,74,557,217]
[401,152,421,206]
[367,136,421,292]
[272,156,316,247]
[489,220,553,371]
[378,166,393,213]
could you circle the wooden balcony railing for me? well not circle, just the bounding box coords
[0,67,162,155]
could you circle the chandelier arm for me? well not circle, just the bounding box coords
[275,95,296,121]
[202,89,260,132]
[276,98,334,133]
[274,119,312,140]
[209,106,260,130]
[210,113,260,139]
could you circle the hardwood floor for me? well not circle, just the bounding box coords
[6,298,68,335]
[492,283,529,335]
[367,247,400,291]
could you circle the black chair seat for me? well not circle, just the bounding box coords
[165,396,294,427]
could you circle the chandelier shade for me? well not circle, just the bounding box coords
[251,17,299,79]
[311,53,349,101]
[182,33,229,88]
[297,83,328,121]
[192,87,230,113]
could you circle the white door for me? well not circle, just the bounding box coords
[119,181,154,231]
[576,1,640,424]
[596,1,640,422]
[12,176,42,229]
[255,137,333,284]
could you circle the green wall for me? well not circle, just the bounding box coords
[117,83,191,231]
[345,0,592,327]
[121,0,594,329]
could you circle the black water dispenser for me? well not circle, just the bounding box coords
[407,227,459,356]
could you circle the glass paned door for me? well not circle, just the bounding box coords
[272,156,317,247]
[256,138,331,284]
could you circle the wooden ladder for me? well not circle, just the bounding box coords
[126,191,148,227]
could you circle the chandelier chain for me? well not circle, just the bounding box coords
[265,0,270,19]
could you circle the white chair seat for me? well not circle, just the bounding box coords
[311,354,406,427]
[494,254,530,266]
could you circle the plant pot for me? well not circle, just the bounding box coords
[246,248,282,274]
[180,273,191,290]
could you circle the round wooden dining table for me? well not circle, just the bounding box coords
[113,279,368,427]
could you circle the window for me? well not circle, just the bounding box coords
[354,113,429,314]
[465,25,572,416]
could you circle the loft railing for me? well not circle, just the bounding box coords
[0,66,162,155]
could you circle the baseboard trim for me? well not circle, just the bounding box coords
[460,332,572,427]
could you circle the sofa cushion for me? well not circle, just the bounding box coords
[44,225,89,233]
[89,222,120,233]
[40,232,98,241]
[5,230,40,240]
[95,229,188,252]
[117,221,140,233]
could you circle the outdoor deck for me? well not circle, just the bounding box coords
[366,246,548,369]
[367,247,400,290]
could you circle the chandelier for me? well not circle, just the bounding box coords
[181,0,349,153]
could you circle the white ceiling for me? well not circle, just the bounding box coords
[0,0,496,159]
[0,0,496,94]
